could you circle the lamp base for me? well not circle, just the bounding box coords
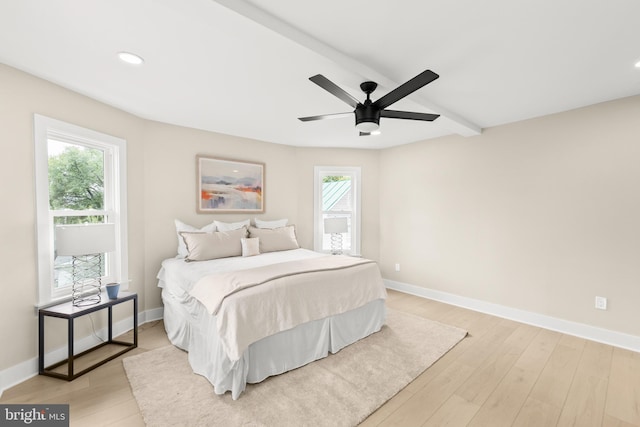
[70,254,103,307]
[330,233,343,255]
[72,281,101,307]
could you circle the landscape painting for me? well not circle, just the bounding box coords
[197,155,264,213]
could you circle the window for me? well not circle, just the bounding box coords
[34,115,128,306]
[314,166,361,255]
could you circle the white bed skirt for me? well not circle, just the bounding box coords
[161,286,386,399]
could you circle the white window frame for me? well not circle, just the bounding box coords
[313,166,361,256]
[34,115,128,307]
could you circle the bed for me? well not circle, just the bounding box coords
[157,222,387,399]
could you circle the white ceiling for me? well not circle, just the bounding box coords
[1,0,639,149]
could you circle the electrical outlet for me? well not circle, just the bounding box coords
[394,263,400,272]
[595,296,607,310]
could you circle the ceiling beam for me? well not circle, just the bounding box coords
[213,0,482,137]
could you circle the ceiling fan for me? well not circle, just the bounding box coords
[298,69,440,136]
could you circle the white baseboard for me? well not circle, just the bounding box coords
[140,306,164,323]
[385,279,640,353]
[0,306,164,398]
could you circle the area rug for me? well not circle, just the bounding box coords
[123,309,467,427]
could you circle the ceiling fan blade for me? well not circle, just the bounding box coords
[373,70,439,110]
[298,112,352,122]
[309,74,360,109]
[380,110,440,121]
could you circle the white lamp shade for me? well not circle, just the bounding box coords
[55,223,116,256]
[324,217,348,234]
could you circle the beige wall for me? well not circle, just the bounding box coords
[0,64,381,375]
[379,95,640,336]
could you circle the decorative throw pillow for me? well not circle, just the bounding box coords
[175,219,216,258]
[180,228,248,261]
[248,225,299,253]
[214,219,251,232]
[241,237,260,257]
[254,218,288,229]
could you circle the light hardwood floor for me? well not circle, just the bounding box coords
[2,290,639,426]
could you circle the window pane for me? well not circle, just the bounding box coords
[322,176,352,212]
[53,215,106,226]
[48,139,104,211]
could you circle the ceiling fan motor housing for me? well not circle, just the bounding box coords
[355,101,380,131]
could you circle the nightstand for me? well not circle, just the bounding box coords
[38,291,138,380]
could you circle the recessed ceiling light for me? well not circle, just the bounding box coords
[635,60,640,68]
[370,130,382,136]
[117,51,144,65]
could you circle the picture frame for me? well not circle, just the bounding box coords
[196,155,264,213]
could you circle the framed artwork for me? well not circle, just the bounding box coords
[196,155,264,213]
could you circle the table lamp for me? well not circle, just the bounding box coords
[323,217,348,255]
[55,223,116,306]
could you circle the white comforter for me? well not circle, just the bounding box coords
[189,255,386,361]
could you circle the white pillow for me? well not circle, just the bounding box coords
[248,225,299,253]
[214,219,250,232]
[254,218,288,229]
[241,237,260,257]
[181,228,247,262]
[175,219,216,258]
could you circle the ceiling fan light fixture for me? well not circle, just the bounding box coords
[355,121,379,133]
[355,103,380,132]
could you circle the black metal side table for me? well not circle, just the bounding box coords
[39,291,138,380]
